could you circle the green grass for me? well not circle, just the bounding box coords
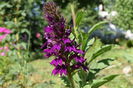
[29,46,133,88]
[98,46,133,88]
[29,59,66,88]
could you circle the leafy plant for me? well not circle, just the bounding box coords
[103,0,133,31]
[0,0,45,54]
[42,2,117,88]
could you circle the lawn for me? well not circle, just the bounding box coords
[29,46,133,88]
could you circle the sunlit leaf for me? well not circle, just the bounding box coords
[76,10,85,27]
[91,74,118,88]
[82,21,108,51]
[88,45,112,64]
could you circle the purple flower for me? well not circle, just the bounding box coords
[71,63,88,71]
[42,2,87,76]
[65,45,84,54]
[43,43,61,57]
[70,54,86,63]
[44,26,55,39]
[52,64,67,76]
[50,57,63,66]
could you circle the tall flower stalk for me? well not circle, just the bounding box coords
[42,2,87,88]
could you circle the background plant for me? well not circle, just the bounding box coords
[103,0,133,31]
[0,0,45,54]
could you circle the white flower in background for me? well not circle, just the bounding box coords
[123,66,132,76]
[98,4,109,18]
[124,30,133,40]
[110,11,117,17]
[98,11,109,18]
[98,4,117,20]
[107,11,118,19]
[109,23,117,30]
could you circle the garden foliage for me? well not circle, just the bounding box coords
[103,0,133,31]
[0,0,120,88]
[43,2,117,88]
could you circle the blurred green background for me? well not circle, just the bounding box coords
[0,0,133,88]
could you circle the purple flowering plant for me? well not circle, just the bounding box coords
[42,2,118,88]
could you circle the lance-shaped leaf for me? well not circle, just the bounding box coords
[84,85,91,88]
[71,5,85,43]
[85,38,95,51]
[88,45,112,64]
[76,10,85,28]
[88,21,108,36]
[91,74,118,88]
[82,21,108,51]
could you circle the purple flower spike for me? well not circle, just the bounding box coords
[42,2,87,76]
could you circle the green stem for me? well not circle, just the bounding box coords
[67,69,75,88]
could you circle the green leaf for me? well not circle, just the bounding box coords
[61,76,70,87]
[84,85,91,88]
[91,74,118,88]
[82,21,108,51]
[78,70,88,87]
[0,2,12,9]
[91,80,107,88]
[88,45,112,64]
[80,32,88,50]
[75,10,85,27]
[103,74,118,81]
[28,0,34,4]
[96,58,114,69]
[85,38,95,51]
[20,29,31,36]
[87,21,108,38]
[85,38,102,61]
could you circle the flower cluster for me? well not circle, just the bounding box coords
[0,27,11,56]
[42,2,87,76]
[0,27,11,41]
[0,46,9,56]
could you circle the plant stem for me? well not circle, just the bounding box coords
[67,69,75,88]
